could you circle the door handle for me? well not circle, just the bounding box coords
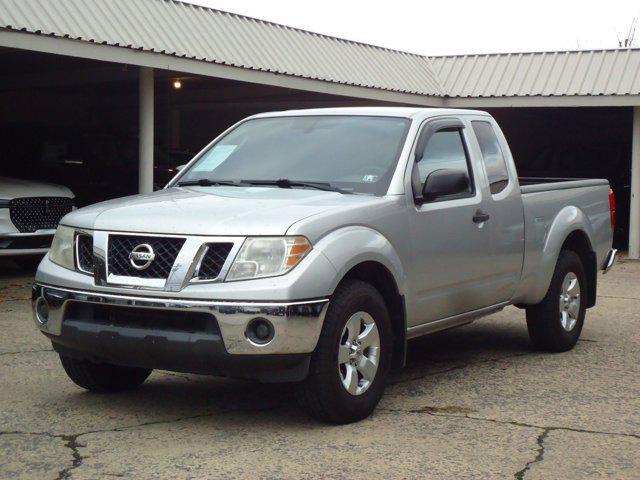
[473,210,490,223]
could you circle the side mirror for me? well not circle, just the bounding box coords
[420,169,470,202]
[176,164,187,172]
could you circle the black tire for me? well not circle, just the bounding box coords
[297,279,392,424]
[526,250,587,352]
[60,355,152,393]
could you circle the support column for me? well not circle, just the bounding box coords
[629,107,640,258]
[138,67,154,194]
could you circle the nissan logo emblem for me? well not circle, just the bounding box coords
[129,244,156,270]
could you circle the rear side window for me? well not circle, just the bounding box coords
[472,121,510,194]
[417,128,473,195]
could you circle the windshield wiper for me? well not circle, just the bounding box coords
[176,179,244,187]
[241,178,353,194]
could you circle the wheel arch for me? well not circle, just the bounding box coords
[520,206,597,307]
[559,230,597,308]
[336,261,407,369]
[317,226,408,368]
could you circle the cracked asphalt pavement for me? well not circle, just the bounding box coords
[1,258,638,479]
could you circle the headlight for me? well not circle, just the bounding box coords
[226,236,311,281]
[49,225,75,270]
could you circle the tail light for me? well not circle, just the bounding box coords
[608,188,616,231]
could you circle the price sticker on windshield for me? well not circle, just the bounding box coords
[192,145,237,172]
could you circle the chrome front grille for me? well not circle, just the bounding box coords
[107,235,185,279]
[89,231,240,289]
[76,234,94,273]
[9,197,73,233]
[196,243,234,280]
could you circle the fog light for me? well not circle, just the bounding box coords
[35,298,49,324]
[245,318,275,345]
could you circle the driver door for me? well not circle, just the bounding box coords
[407,118,495,326]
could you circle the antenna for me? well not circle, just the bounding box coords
[620,17,638,47]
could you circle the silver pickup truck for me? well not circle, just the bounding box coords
[32,107,616,423]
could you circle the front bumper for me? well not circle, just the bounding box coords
[0,230,55,256]
[32,284,329,379]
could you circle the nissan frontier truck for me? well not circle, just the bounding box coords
[32,108,617,423]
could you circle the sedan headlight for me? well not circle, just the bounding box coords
[226,236,311,281]
[49,225,75,270]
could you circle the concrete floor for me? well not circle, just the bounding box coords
[0,258,638,479]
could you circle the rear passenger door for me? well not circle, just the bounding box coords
[406,118,496,326]
[470,118,525,302]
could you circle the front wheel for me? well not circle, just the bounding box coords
[296,280,392,424]
[526,250,587,352]
[60,355,152,393]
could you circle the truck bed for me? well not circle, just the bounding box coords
[514,177,612,305]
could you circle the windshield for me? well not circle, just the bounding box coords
[177,115,411,195]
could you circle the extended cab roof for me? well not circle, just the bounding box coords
[249,106,490,120]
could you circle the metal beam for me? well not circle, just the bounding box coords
[0,31,443,108]
[629,106,640,259]
[0,64,137,92]
[138,67,154,194]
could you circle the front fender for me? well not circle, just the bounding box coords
[314,226,407,296]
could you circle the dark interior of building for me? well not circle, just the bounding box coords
[490,107,633,247]
[0,48,631,248]
[0,49,376,205]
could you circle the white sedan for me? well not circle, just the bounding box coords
[0,177,75,267]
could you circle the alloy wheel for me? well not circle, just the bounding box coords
[338,311,380,395]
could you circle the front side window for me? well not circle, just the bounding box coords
[472,121,510,194]
[416,128,473,195]
[178,115,411,195]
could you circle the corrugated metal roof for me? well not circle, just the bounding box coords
[0,0,444,96]
[1,0,639,100]
[430,49,640,98]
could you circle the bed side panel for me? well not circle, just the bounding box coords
[513,184,612,305]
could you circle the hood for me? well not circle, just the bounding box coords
[0,177,74,199]
[62,186,384,236]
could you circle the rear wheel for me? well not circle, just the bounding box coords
[526,250,587,352]
[297,280,392,424]
[60,355,152,393]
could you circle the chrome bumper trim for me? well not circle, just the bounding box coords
[33,284,329,355]
[602,248,617,274]
[2,229,56,237]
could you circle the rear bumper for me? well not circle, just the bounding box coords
[602,248,617,274]
[32,284,329,380]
